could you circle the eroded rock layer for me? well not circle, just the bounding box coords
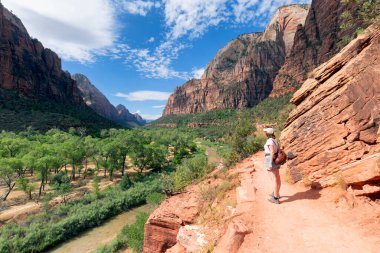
[281,26,380,194]
[163,4,309,115]
[143,191,201,253]
[271,0,362,96]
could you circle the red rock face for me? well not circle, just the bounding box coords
[163,5,309,116]
[0,4,81,103]
[271,0,362,96]
[280,26,380,194]
[143,192,201,253]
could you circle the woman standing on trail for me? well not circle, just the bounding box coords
[264,128,281,204]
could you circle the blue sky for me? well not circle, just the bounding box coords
[3,0,310,120]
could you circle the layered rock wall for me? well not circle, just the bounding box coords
[281,26,380,195]
[163,5,309,115]
[271,0,362,96]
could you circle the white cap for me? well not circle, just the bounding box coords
[263,128,274,134]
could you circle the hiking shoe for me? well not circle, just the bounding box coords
[268,196,280,204]
[268,192,281,199]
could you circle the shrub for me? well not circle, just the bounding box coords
[120,175,133,190]
[340,0,380,46]
[123,212,150,253]
[173,154,209,191]
[146,192,166,206]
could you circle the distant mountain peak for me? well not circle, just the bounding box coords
[72,74,146,127]
[116,104,129,112]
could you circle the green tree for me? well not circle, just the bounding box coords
[229,113,256,159]
[92,174,101,198]
[131,143,167,174]
[35,146,60,197]
[61,136,85,181]
[16,177,35,200]
[0,158,23,201]
[0,132,28,157]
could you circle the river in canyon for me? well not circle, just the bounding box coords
[46,204,154,253]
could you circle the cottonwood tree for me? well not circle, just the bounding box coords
[16,177,35,200]
[34,145,60,197]
[61,136,85,181]
[0,158,23,201]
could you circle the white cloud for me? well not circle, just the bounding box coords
[120,0,160,16]
[134,110,162,120]
[115,91,171,101]
[2,0,311,77]
[233,0,310,24]
[152,105,166,108]
[118,40,191,79]
[2,0,117,63]
[192,67,205,79]
[164,0,229,40]
[232,0,259,23]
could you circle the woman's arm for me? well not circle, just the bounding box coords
[269,144,274,169]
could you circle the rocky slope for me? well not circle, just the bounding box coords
[271,0,363,96]
[281,25,380,196]
[72,74,146,127]
[163,4,309,115]
[0,3,81,104]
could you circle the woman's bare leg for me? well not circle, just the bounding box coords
[274,169,281,198]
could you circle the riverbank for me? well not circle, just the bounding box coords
[47,204,155,253]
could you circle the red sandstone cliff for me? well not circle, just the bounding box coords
[0,3,82,104]
[163,4,309,116]
[281,25,380,196]
[271,0,363,96]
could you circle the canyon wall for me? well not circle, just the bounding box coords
[281,26,380,197]
[0,3,81,104]
[271,0,362,96]
[163,4,309,115]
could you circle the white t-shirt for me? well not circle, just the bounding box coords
[264,138,278,154]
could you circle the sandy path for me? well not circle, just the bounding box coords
[237,152,379,253]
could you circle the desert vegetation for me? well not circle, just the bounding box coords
[340,0,380,45]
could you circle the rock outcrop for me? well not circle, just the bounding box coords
[143,191,202,253]
[0,3,81,104]
[72,74,146,127]
[280,26,380,196]
[271,0,363,96]
[163,4,309,115]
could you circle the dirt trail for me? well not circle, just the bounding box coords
[235,152,379,253]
